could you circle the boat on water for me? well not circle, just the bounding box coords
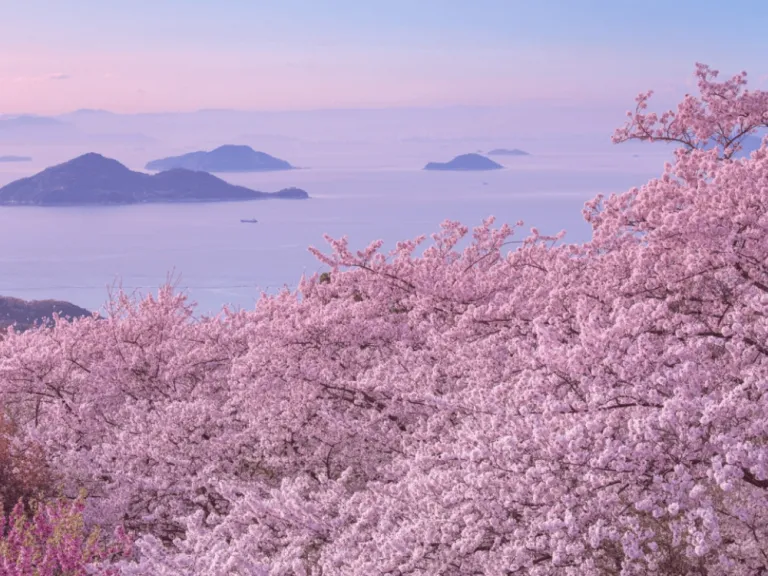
[240,218,258,223]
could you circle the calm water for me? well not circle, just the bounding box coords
[0,153,664,314]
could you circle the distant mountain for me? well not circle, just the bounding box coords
[89,132,157,144]
[486,148,530,156]
[0,153,309,206]
[237,134,302,143]
[0,114,153,145]
[0,115,65,128]
[424,153,504,171]
[146,145,294,172]
[0,295,92,332]
[65,109,116,116]
[0,155,32,162]
[0,115,79,144]
[401,136,495,144]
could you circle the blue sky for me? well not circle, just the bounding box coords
[1,0,767,113]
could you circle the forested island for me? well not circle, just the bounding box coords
[0,153,309,205]
[145,144,294,172]
[423,153,504,171]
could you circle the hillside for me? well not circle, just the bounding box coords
[0,296,92,331]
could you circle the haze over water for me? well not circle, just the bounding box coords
[0,144,665,314]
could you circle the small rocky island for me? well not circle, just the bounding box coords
[145,145,294,172]
[0,155,32,162]
[486,148,530,156]
[424,153,504,171]
[0,295,92,332]
[0,153,309,206]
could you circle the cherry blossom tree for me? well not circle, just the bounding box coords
[0,62,766,575]
[612,62,768,159]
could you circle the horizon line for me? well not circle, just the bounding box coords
[0,98,629,119]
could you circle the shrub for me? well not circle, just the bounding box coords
[0,495,132,575]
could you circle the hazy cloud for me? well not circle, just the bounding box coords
[9,72,71,83]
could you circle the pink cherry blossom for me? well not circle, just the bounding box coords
[0,62,767,574]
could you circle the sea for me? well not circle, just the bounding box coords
[0,151,666,315]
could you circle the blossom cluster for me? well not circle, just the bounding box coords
[0,63,766,575]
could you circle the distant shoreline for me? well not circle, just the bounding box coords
[0,196,311,208]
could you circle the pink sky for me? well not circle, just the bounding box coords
[3,0,768,114]
[1,45,699,115]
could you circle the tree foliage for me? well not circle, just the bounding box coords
[0,496,131,576]
[1,62,767,574]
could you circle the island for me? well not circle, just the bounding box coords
[0,155,32,162]
[0,295,92,332]
[423,153,503,171]
[145,145,294,172]
[486,148,530,156]
[0,153,310,206]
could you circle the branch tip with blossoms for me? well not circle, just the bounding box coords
[613,62,768,160]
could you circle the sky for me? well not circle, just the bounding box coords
[1,0,768,114]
